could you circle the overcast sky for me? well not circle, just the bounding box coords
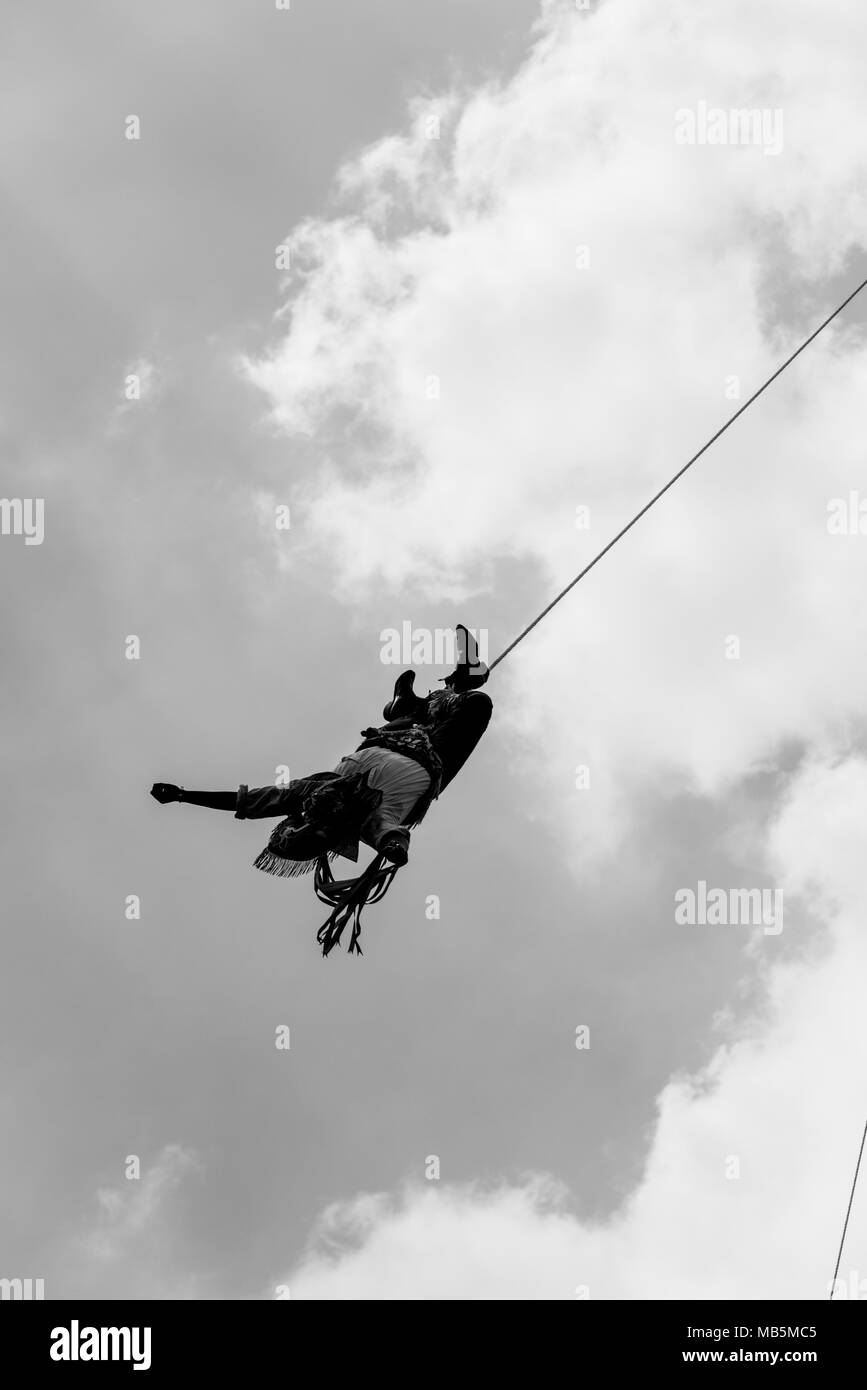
[2,0,867,1300]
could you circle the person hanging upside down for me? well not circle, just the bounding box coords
[150,628,492,877]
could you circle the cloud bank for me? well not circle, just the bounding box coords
[244,0,867,860]
[281,757,867,1299]
[243,0,867,1299]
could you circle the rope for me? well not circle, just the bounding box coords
[829,1116,867,1299]
[488,274,867,673]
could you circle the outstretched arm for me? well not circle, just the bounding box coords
[150,783,237,811]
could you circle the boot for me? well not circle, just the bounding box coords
[382,670,428,722]
[442,624,490,692]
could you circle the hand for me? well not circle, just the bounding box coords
[151,782,182,804]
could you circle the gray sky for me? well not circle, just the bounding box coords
[2,0,867,1300]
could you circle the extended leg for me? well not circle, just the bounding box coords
[429,690,493,791]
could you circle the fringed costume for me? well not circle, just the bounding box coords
[151,626,492,956]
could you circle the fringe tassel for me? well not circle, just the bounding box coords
[253,849,322,879]
[313,853,400,957]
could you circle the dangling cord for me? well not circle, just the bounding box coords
[314,854,400,956]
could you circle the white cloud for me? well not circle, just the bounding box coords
[244,1,867,1300]
[243,0,867,859]
[280,757,867,1299]
[87,1144,197,1258]
[65,1144,205,1299]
